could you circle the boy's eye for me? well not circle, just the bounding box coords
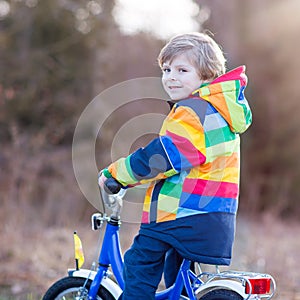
[179,68,188,72]
[162,68,171,73]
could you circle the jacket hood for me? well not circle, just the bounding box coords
[192,66,252,133]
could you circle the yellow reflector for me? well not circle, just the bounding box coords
[74,231,85,269]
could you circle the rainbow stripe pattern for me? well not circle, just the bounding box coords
[107,66,252,224]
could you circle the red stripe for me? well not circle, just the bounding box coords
[183,178,238,198]
[211,66,247,86]
[166,131,205,166]
[141,211,149,223]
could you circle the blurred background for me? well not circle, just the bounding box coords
[0,0,299,299]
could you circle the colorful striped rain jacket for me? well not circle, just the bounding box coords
[107,66,252,224]
[105,66,252,265]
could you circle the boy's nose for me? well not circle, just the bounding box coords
[167,71,176,81]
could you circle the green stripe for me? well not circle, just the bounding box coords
[160,181,182,198]
[220,81,236,93]
[205,138,240,163]
[124,155,137,181]
[163,169,177,178]
[205,126,236,147]
[103,169,112,178]
[234,80,240,101]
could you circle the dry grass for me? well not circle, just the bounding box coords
[0,213,299,299]
[232,214,300,300]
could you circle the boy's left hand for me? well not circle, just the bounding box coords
[98,170,123,194]
[98,174,106,189]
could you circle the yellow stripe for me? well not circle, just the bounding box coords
[162,107,203,133]
[161,120,205,154]
[157,210,176,222]
[157,194,179,213]
[108,158,136,185]
[189,167,239,183]
[143,185,154,212]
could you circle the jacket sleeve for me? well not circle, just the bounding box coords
[106,104,207,187]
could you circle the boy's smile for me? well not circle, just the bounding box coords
[161,53,203,101]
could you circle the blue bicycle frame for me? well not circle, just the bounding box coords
[88,216,124,299]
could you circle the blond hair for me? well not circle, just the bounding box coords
[158,32,226,81]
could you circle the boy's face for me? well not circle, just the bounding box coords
[161,53,203,101]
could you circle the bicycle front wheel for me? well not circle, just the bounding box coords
[42,276,116,300]
[199,288,243,300]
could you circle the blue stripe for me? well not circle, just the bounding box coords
[160,136,193,171]
[176,207,207,218]
[203,113,227,131]
[238,86,245,100]
[150,180,164,222]
[130,137,173,180]
[206,103,218,115]
[165,171,188,184]
[179,192,238,214]
[176,98,208,123]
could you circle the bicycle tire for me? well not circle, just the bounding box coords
[42,276,116,300]
[199,288,243,300]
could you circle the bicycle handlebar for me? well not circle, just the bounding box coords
[104,178,122,194]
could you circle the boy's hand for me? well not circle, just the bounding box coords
[98,169,122,194]
[98,173,107,189]
[104,178,122,194]
[98,169,111,188]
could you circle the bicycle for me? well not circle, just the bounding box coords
[43,178,276,300]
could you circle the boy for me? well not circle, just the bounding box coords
[98,32,252,299]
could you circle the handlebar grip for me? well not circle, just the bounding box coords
[104,177,122,194]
